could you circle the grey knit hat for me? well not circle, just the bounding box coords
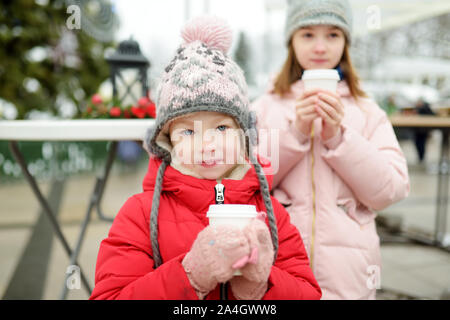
[144,15,278,268]
[284,0,353,45]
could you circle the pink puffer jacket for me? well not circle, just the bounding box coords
[251,80,410,299]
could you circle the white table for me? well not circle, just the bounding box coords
[0,119,155,141]
[0,119,155,299]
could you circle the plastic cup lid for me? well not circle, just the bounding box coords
[301,69,340,81]
[207,204,257,217]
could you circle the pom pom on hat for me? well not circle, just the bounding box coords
[181,15,233,54]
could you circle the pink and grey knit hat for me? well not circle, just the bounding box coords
[145,15,254,162]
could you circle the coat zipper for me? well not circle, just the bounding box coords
[310,124,317,271]
[214,182,225,204]
[214,180,228,300]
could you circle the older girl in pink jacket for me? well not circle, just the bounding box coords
[251,0,410,299]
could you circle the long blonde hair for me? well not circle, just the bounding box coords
[272,40,367,100]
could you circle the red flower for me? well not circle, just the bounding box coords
[138,97,151,108]
[146,102,156,118]
[91,94,103,105]
[123,110,131,118]
[86,106,93,114]
[109,106,121,117]
[131,106,146,118]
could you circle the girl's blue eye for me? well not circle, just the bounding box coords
[217,125,227,132]
[182,129,194,136]
[329,33,340,38]
[303,33,313,38]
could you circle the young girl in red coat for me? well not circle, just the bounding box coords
[90,16,321,300]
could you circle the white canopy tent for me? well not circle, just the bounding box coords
[372,56,450,89]
[350,0,450,38]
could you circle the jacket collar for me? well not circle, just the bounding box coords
[143,156,273,214]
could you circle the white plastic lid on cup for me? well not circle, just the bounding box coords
[207,204,257,229]
[302,69,340,81]
[301,69,340,92]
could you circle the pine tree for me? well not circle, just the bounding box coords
[0,0,117,119]
[234,31,255,85]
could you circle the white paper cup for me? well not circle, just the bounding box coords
[207,204,257,275]
[301,69,340,92]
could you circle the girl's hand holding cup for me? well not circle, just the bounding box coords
[182,224,251,299]
[294,89,321,136]
[300,69,344,142]
[229,212,274,300]
[314,89,344,141]
[183,205,275,300]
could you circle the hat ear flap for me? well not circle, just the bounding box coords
[150,159,169,269]
[143,124,173,163]
[143,125,156,155]
[248,110,258,147]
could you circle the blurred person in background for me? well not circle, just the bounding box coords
[382,95,398,116]
[413,97,435,163]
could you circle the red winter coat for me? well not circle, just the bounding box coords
[90,157,321,300]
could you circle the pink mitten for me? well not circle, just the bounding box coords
[230,213,274,300]
[182,224,251,299]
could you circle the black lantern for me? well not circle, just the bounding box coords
[106,37,150,104]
